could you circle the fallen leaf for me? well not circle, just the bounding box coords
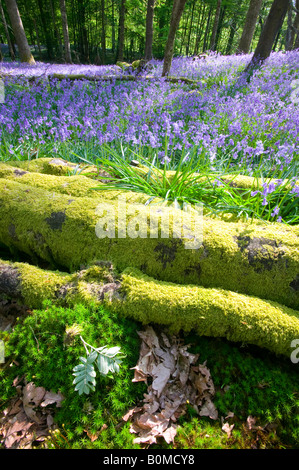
[222,422,234,438]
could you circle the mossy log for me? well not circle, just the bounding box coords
[0,172,298,309]
[1,259,299,357]
[4,157,297,193]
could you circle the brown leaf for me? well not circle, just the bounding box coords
[246,415,257,430]
[222,422,234,438]
[199,398,218,420]
[40,390,64,408]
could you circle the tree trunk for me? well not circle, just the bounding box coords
[144,0,156,61]
[185,0,196,56]
[36,0,54,60]
[0,0,15,60]
[245,0,289,71]
[101,0,106,64]
[59,0,72,63]
[32,17,42,59]
[237,0,263,54]
[226,18,237,55]
[117,0,126,61]
[209,0,221,51]
[162,0,187,77]
[289,0,299,50]
[203,5,212,52]
[4,0,35,64]
[0,158,298,312]
[49,0,63,59]
[214,5,226,52]
[193,2,205,55]
[1,258,299,357]
[111,0,116,53]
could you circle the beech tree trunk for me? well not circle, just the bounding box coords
[59,0,72,63]
[209,0,221,51]
[117,0,126,61]
[288,0,299,50]
[237,0,263,54]
[4,0,35,64]
[101,0,106,64]
[162,0,187,77]
[144,0,156,61]
[246,0,289,70]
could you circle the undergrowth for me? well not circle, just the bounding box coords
[1,302,299,449]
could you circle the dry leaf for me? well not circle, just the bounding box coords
[123,326,218,445]
[222,422,234,438]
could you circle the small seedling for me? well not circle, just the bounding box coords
[72,336,124,395]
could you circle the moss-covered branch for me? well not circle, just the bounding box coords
[0,176,298,308]
[1,258,299,357]
[4,158,297,192]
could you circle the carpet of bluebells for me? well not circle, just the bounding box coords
[0,51,298,220]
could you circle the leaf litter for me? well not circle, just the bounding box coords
[122,326,218,445]
[0,376,64,448]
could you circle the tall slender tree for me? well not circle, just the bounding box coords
[0,0,15,60]
[287,0,299,50]
[246,0,289,71]
[209,0,222,51]
[4,0,35,64]
[101,0,106,63]
[162,0,187,76]
[117,0,126,61]
[59,0,72,63]
[237,0,263,54]
[144,0,156,61]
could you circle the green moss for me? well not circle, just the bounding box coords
[3,258,299,357]
[113,267,299,357]
[0,162,156,203]
[0,178,298,308]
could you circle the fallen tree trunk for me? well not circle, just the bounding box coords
[3,73,200,86]
[0,259,299,357]
[0,176,298,308]
[4,158,298,193]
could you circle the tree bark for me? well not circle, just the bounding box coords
[59,0,72,63]
[237,0,263,54]
[49,0,63,59]
[144,0,156,61]
[288,0,299,50]
[1,258,299,357]
[193,2,205,55]
[245,0,289,71]
[4,0,35,64]
[0,161,298,311]
[36,0,54,60]
[117,0,126,61]
[0,0,15,60]
[209,0,221,51]
[203,5,212,52]
[101,0,106,64]
[162,0,187,77]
